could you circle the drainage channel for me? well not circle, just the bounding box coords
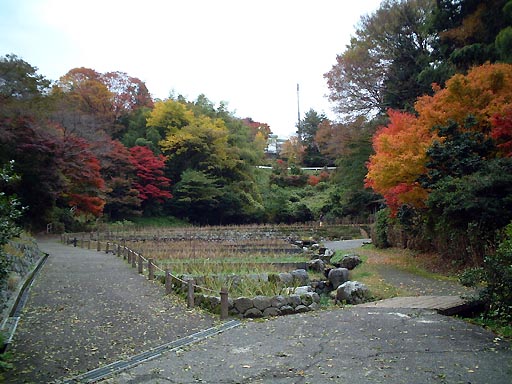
[61,319,241,383]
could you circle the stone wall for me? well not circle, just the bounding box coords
[195,290,321,318]
[1,235,45,322]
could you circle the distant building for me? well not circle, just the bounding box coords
[265,134,286,158]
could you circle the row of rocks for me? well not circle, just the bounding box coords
[307,253,363,273]
[195,286,321,318]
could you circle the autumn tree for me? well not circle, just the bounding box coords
[280,136,305,165]
[101,140,141,220]
[60,135,106,217]
[100,71,153,120]
[53,67,153,142]
[367,63,512,213]
[129,146,172,214]
[241,117,272,141]
[365,109,433,213]
[491,108,512,157]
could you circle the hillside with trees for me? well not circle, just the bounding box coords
[2,1,512,261]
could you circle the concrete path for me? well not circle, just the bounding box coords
[99,239,512,383]
[4,237,217,384]
[103,307,512,384]
[323,239,371,251]
[5,238,512,384]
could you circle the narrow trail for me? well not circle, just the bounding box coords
[324,239,472,297]
[5,237,217,384]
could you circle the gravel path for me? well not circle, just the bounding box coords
[4,237,217,384]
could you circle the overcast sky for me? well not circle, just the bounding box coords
[1,0,382,138]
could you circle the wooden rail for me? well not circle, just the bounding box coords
[61,234,230,319]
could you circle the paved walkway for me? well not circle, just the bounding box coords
[4,237,217,383]
[103,307,512,384]
[5,238,512,383]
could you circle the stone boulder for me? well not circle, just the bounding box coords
[327,268,349,289]
[277,272,294,285]
[245,308,263,318]
[336,281,371,304]
[294,286,313,295]
[307,258,325,273]
[271,295,288,308]
[253,295,273,311]
[324,248,335,258]
[234,297,254,313]
[336,254,363,270]
[291,269,309,285]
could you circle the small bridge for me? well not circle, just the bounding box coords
[358,295,474,316]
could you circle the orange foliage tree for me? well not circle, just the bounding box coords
[365,110,433,213]
[366,63,512,213]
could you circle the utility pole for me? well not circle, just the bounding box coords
[297,83,302,142]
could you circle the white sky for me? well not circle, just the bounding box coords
[0,0,382,138]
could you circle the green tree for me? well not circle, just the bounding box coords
[297,109,329,166]
[495,26,512,63]
[325,0,437,119]
[170,169,222,224]
[434,0,511,70]
[0,53,50,106]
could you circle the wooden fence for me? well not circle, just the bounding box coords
[61,233,230,319]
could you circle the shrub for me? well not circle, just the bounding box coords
[307,175,321,186]
[460,222,512,322]
[372,208,391,248]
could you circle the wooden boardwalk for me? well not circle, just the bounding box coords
[358,295,473,316]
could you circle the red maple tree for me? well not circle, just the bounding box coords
[129,146,172,204]
[61,135,106,217]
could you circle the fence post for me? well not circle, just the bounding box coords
[220,286,229,320]
[165,269,172,295]
[123,239,127,259]
[148,258,154,280]
[187,279,195,308]
[138,254,143,274]
[80,234,84,248]
[97,231,101,251]
[132,251,137,268]
[105,242,110,253]
[127,249,131,264]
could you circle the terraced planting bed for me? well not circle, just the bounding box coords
[80,224,366,300]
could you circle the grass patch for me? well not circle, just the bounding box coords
[349,262,411,300]
[461,316,512,341]
[356,245,460,281]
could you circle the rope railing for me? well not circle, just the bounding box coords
[61,234,230,319]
